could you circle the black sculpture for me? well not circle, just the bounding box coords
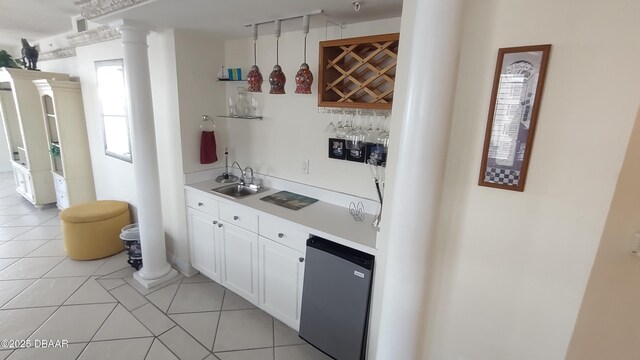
[20,38,38,70]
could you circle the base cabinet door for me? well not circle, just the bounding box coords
[187,208,221,283]
[219,222,259,305]
[258,236,305,330]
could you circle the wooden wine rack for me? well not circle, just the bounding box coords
[318,33,399,110]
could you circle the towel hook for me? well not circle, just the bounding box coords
[200,115,216,131]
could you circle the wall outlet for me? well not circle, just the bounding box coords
[302,159,309,174]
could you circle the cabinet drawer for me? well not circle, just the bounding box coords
[219,202,258,233]
[53,174,67,193]
[185,190,219,217]
[56,190,69,209]
[259,215,308,253]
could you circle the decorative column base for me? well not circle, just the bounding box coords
[134,268,178,289]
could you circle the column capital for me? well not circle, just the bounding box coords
[110,19,151,45]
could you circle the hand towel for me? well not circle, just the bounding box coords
[200,131,218,164]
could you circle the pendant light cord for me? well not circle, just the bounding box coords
[276,37,280,65]
[253,40,257,65]
[304,34,307,63]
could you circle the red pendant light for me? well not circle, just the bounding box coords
[246,24,263,93]
[269,20,286,94]
[295,15,313,94]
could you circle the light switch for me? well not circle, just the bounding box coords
[302,159,309,174]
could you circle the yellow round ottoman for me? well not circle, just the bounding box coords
[60,200,131,260]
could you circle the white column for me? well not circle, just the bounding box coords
[113,19,177,288]
[374,0,463,358]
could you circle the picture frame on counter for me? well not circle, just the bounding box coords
[478,44,551,192]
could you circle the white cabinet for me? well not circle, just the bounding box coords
[184,189,310,328]
[186,207,222,283]
[219,221,259,305]
[259,236,305,330]
[0,68,70,206]
[34,79,95,209]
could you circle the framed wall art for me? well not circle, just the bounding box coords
[478,44,551,191]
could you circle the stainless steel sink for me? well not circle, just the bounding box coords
[211,184,268,199]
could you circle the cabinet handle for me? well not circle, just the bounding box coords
[212,220,218,225]
[233,216,239,220]
[218,223,223,228]
[299,257,304,263]
[197,202,204,206]
[278,233,284,238]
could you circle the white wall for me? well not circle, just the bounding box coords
[0,109,12,172]
[417,0,640,359]
[75,40,137,208]
[223,18,400,200]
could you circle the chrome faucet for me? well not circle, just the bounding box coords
[243,166,254,186]
[231,161,246,185]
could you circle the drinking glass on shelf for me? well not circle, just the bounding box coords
[228,97,235,116]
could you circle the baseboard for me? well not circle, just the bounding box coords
[168,252,198,277]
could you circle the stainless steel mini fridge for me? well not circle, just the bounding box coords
[299,236,375,360]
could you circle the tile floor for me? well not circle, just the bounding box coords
[0,173,331,360]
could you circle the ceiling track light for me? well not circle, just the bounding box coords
[295,15,313,94]
[246,23,263,93]
[269,20,286,94]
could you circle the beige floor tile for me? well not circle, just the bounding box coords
[0,216,21,226]
[0,259,17,272]
[78,337,153,360]
[97,266,135,279]
[65,277,117,305]
[3,277,87,309]
[159,326,210,360]
[40,217,61,226]
[168,282,225,314]
[146,283,179,313]
[93,304,152,341]
[6,342,86,360]
[146,339,179,360]
[0,350,12,360]
[213,309,273,352]
[2,214,57,227]
[0,279,35,307]
[274,320,305,346]
[12,226,61,241]
[97,278,126,290]
[131,303,175,336]
[24,240,66,257]
[92,252,129,276]
[0,307,57,344]
[0,227,33,241]
[170,311,220,350]
[274,344,332,360]
[0,257,65,280]
[0,206,33,216]
[182,273,214,284]
[29,303,116,343]
[43,257,105,278]
[215,348,274,360]
[109,284,148,310]
[0,241,49,259]
[222,291,257,311]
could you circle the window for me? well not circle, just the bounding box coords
[95,59,132,162]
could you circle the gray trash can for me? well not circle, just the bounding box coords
[120,224,142,270]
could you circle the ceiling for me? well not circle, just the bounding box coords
[0,0,403,53]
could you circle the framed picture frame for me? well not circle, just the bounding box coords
[478,44,551,192]
[328,138,346,159]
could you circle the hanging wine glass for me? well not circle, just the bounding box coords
[335,111,348,138]
[376,115,390,148]
[345,111,366,149]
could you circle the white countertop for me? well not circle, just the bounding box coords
[185,180,378,255]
